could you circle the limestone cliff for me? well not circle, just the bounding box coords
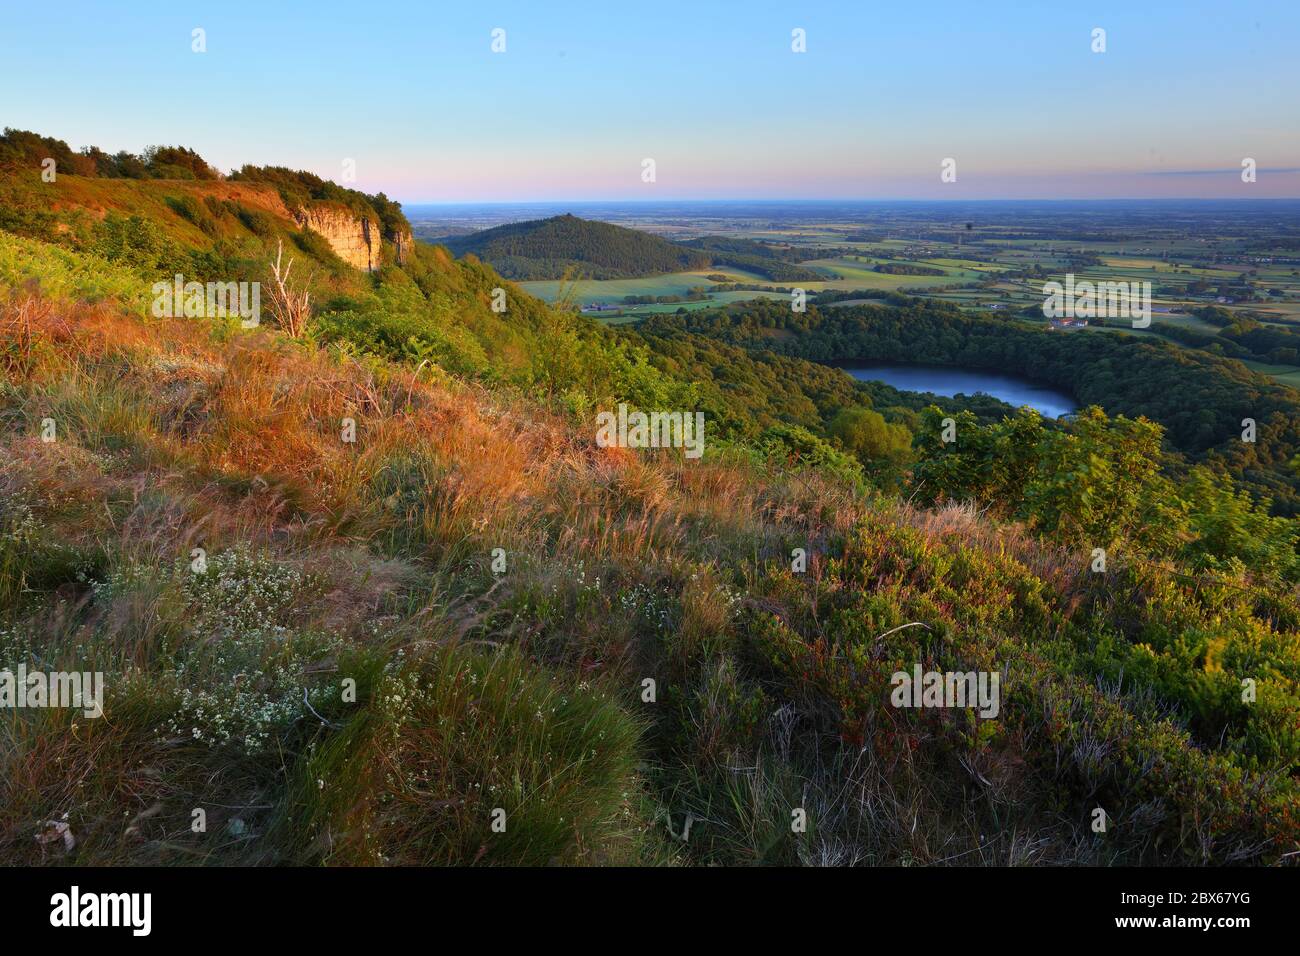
[393,228,414,266]
[293,204,384,272]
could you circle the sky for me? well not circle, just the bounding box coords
[3,0,1299,203]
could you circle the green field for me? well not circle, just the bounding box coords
[519,255,976,310]
[1242,359,1300,388]
[519,264,764,304]
[510,212,1300,388]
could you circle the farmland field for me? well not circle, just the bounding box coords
[455,201,1300,385]
[518,264,765,303]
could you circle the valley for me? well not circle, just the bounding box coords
[410,201,1300,384]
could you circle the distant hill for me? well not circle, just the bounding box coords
[445,214,710,280]
[444,214,829,282]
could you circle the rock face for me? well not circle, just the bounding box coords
[294,204,383,271]
[393,228,414,266]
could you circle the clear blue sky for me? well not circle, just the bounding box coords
[3,0,1298,201]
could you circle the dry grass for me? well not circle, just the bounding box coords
[3,290,1294,867]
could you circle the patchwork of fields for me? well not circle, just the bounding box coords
[504,204,1300,385]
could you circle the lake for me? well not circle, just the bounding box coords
[839,363,1078,418]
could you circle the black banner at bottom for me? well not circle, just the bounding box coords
[0,865,1281,941]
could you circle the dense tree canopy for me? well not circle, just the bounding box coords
[0,128,218,180]
[652,297,1300,514]
[446,214,711,279]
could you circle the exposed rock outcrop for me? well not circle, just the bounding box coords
[293,204,383,271]
[393,228,414,266]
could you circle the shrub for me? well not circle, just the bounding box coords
[236,206,274,236]
[290,227,339,264]
[92,214,182,275]
[165,194,217,236]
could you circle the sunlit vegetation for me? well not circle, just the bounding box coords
[1,153,1297,867]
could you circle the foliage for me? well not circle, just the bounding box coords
[828,406,913,486]
[662,297,1300,515]
[228,165,410,238]
[913,405,1298,584]
[446,214,712,280]
[0,128,217,180]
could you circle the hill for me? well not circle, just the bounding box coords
[444,214,827,282]
[444,213,711,280]
[0,143,413,275]
[0,132,1298,867]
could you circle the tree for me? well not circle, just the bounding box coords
[828,406,913,486]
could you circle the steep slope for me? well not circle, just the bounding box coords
[1,227,1297,867]
[1,168,402,274]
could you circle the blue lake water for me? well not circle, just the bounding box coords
[840,363,1079,419]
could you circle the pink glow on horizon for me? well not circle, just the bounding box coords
[353,165,1300,204]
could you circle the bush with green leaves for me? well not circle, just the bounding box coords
[92,213,183,275]
[236,205,274,236]
[828,405,912,486]
[164,194,217,236]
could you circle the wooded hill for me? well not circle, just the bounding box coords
[445,214,826,281]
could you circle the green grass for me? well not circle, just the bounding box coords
[282,644,650,865]
[519,265,766,304]
[1241,358,1300,388]
[0,231,152,313]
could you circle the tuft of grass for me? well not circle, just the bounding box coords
[282,644,646,865]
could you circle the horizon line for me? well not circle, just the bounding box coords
[398,195,1300,206]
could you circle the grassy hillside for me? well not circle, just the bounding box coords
[1,157,1298,867]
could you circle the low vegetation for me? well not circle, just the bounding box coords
[1,145,1296,866]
